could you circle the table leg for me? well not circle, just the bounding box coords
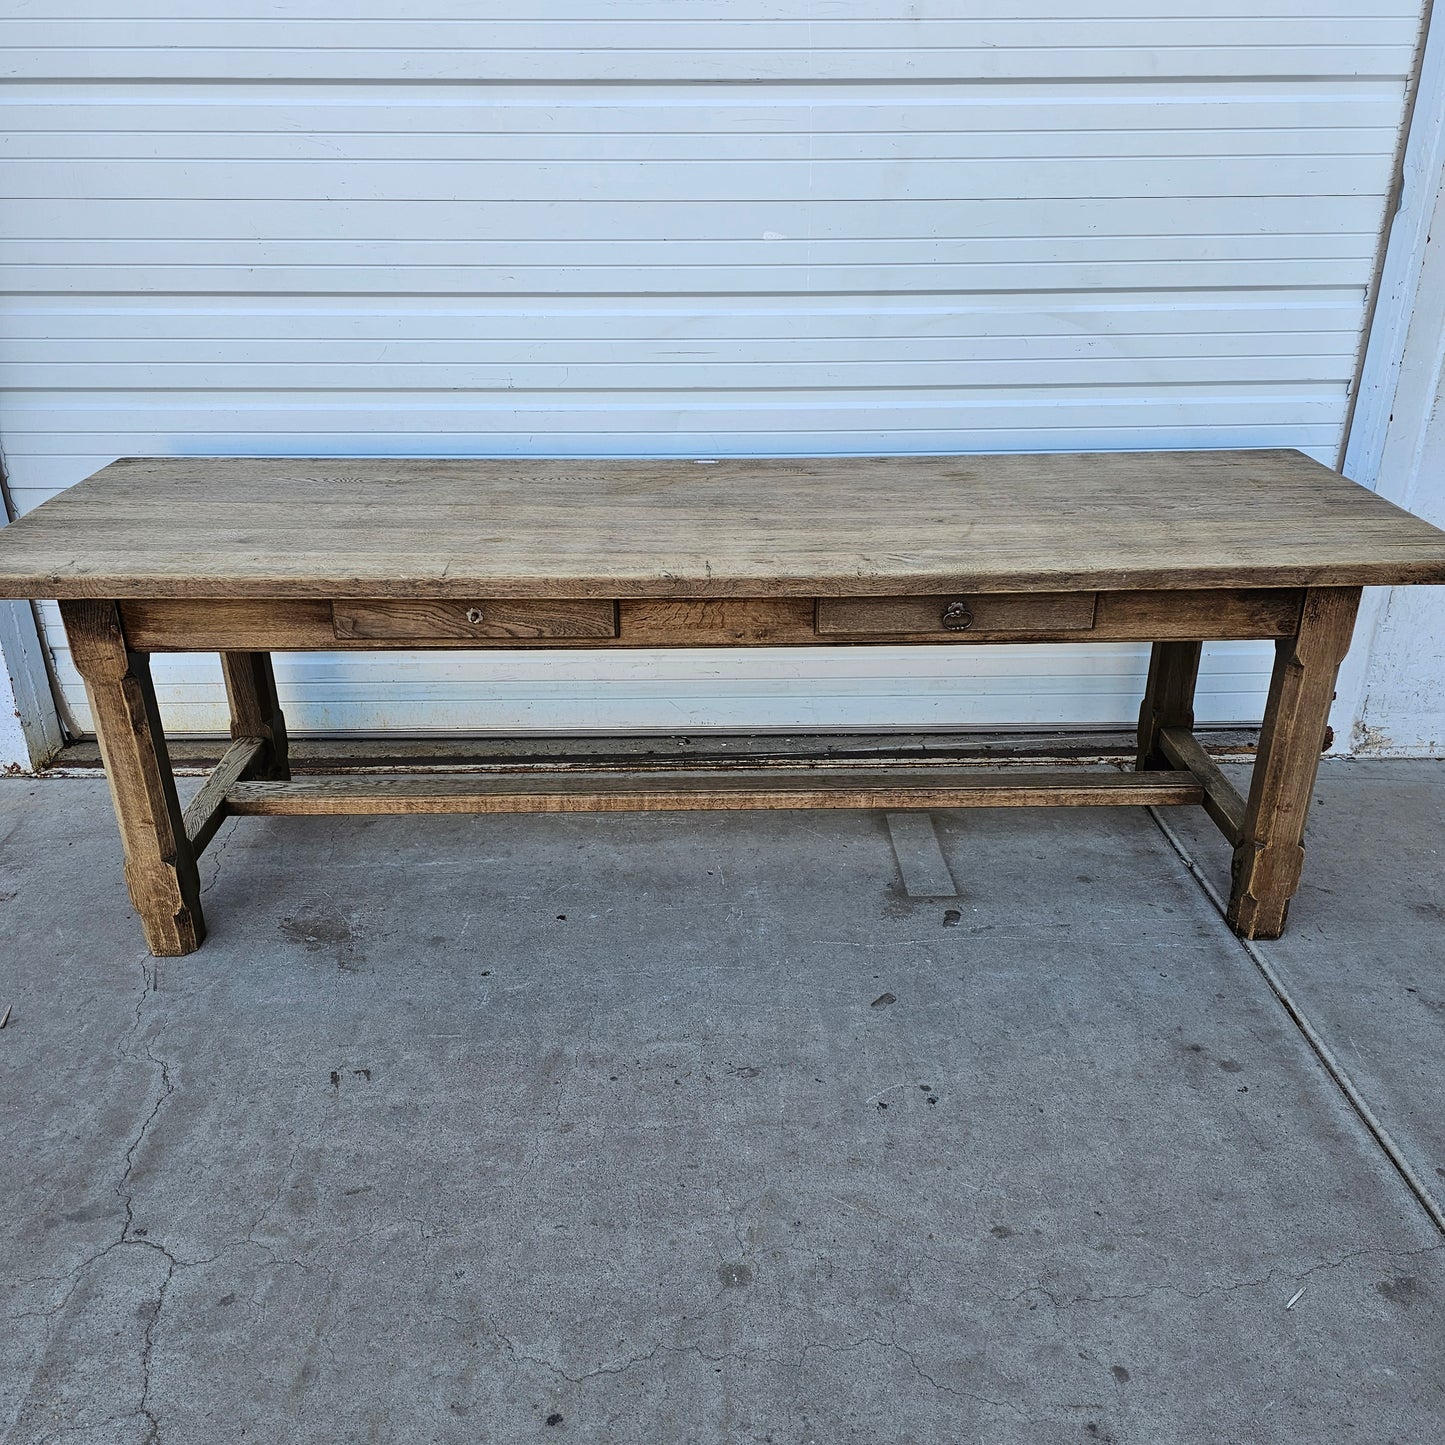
[221,651,290,780]
[1228,586,1360,940]
[1136,640,1203,770]
[59,599,205,956]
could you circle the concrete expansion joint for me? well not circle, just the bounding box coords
[1146,805,1445,1237]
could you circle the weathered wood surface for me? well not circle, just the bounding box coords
[1136,640,1203,770]
[182,735,265,855]
[225,767,1206,816]
[1159,726,1248,845]
[5,452,1445,600]
[220,651,289,780]
[58,599,206,955]
[117,588,1307,652]
[815,591,1097,635]
[332,598,617,640]
[1228,587,1361,939]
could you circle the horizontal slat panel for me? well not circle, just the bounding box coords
[3,51,1410,81]
[0,293,1369,337]
[0,87,1407,133]
[2,2,1417,735]
[0,18,1418,82]
[0,384,1351,416]
[0,156,1388,200]
[2,1,1422,19]
[0,126,1402,162]
[0,331,1365,360]
[0,360,1359,390]
[0,197,1384,238]
[1,435,1349,470]
[0,261,1378,295]
[2,17,1421,46]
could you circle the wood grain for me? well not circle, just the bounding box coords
[220,651,289,780]
[815,592,1096,636]
[117,588,1308,652]
[618,597,819,646]
[182,735,264,855]
[1159,726,1247,845]
[59,599,206,955]
[224,766,1205,816]
[6,452,1445,600]
[1136,641,1203,769]
[1228,586,1361,939]
[332,598,616,640]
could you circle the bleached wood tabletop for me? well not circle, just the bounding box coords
[3,449,1442,956]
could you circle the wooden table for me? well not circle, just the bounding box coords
[3,451,1444,957]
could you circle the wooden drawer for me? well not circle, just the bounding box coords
[816,592,1097,637]
[332,599,617,641]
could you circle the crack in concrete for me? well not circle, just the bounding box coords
[133,1239,177,1445]
[200,816,241,897]
[6,953,189,1438]
[1007,1240,1445,1311]
[243,1136,304,1249]
[11,968,180,1250]
[118,956,179,1442]
[31,1414,145,1445]
[483,1318,1056,1420]
[119,1022,174,1244]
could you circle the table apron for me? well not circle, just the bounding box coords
[117,588,1305,652]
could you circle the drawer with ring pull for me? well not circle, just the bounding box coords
[814,592,1097,638]
[331,599,618,640]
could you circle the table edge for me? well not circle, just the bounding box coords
[3,563,1445,602]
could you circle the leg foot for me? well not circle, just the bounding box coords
[1227,587,1359,940]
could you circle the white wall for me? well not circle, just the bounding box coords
[0,0,1424,739]
[1331,1,1445,758]
[0,647,27,770]
[1349,197,1445,755]
[0,598,63,770]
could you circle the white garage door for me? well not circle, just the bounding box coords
[0,1,1422,736]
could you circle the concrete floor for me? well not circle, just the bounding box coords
[0,762,1442,1444]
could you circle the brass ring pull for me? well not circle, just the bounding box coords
[465,606,486,625]
[941,600,974,631]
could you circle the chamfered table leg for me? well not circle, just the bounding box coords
[221,651,290,780]
[59,599,206,956]
[1136,640,1203,770]
[1228,586,1361,940]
